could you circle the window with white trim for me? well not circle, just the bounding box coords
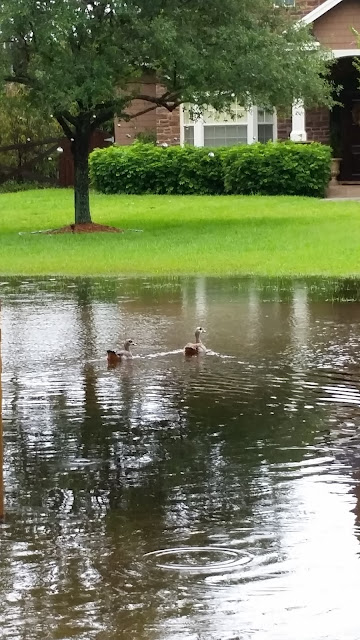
[182,104,275,147]
[183,105,195,144]
[203,125,248,146]
[258,109,275,143]
[203,103,248,147]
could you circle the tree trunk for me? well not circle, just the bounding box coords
[72,127,92,225]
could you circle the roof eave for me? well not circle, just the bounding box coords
[300,0,344,26]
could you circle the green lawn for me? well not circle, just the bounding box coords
[0,188,359,276]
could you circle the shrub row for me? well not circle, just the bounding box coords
[89,141,331,198]
[90,144,225,196]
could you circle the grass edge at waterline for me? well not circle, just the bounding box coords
[1,189,360,277]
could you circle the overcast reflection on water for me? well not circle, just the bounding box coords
[1,276,360,640]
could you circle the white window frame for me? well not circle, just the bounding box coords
[194,117,205,146]
[274,0,295,7]
[179,104,185,145]
[273,110,278,142]
[257,107,278,144]
[181,105,277,147]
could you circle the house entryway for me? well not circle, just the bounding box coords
[333,90,360,182]
[329,56,360,196]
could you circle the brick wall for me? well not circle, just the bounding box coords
[313,0,360,49]
[292,0,324,19]
[155,105,181,145]
[114,79,181,147]
[277,107,331,143]
[306,107,330,143]
[293,0,324,18]
[294,0,360,48]
[155,85,181,146]
[114,77,157,146]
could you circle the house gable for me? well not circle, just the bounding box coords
[300,0,344,25]
[309,0,360,50]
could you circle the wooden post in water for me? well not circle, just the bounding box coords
[0,300,4,522]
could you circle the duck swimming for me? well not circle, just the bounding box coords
[107,339,136,364]
[184,327,207,356]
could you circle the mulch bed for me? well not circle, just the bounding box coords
[46,223,124,234]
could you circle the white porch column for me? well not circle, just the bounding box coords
[193,117,204,147]
[290,100,307,142]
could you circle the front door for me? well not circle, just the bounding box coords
[340,93,360,182]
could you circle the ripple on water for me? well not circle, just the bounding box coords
[144,546,253,572]
[2,277,360,640]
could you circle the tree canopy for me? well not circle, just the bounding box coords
[0,87,61,186]
[0,0,334,225]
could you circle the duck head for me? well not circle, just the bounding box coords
[195,327,206,341]
[124,338,136,351]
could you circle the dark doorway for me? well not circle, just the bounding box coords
[330,57,360,182]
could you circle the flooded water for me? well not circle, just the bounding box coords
[1,276,360,640]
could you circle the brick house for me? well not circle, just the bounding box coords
[115,0,360,182]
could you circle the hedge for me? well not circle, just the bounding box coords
[89,141,331,198]
[222,142,331,197]
[89,144,225,195]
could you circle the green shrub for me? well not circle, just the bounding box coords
[89,141,331,198]
[223,141,331,198]
[134,130,157,145]
[90,143,225,195]
[177,146,225,194]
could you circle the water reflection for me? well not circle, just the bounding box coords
[1,276,360,639]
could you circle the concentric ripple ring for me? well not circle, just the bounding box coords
[144,546,253,571]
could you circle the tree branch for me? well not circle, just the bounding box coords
[0,137,61,153]
[128,104,158,119]
[4,75,38,88]
[14,143,60,172]
[61,110,78,127]
[55,114,74,140]
[127,99,181,121]
[134,93,182,112]
[133,93,171,107]
[90,108,116,132]
[93,100,118,112]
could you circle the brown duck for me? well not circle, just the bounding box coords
[107,339,136,364]
[184,327,207,356]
